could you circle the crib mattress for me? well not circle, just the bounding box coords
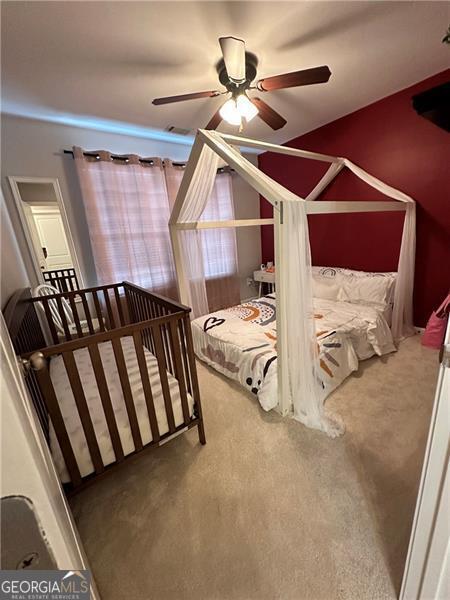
[49,336,194,483]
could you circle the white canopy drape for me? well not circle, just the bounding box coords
[278,201,344,436]
[170,130,416,437]
[175,145,219,317]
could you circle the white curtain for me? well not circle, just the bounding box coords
[166,159,240,314]
[75,147,240,314]
[178,146,219,317]
[73,148,177,297]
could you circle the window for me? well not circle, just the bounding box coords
[200,172,238,279]
[75,150,239,309]
[75,156,177,298]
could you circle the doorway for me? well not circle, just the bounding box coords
[8,177,83,292]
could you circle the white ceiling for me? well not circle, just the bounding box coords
[2,1,449,146]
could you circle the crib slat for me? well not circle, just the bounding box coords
[183,315,205,443]
[140,295,154,354]
[162,318,173,375]
[178,319,192,395]
[88,344,124,462]
[35,365,82,487]
[111,337,143,451]
[152,324,176,433]
[92,291,106,332]
[184,316,201,404]
[169,320,190,424]
[56,296,72,341]
[124,287,136,324]
[42,299,59,344]
[114,286,125,326]
[62,351,104,475]
[68,296,83,338]
[26,371,49,441]
[135,291,142,322]
[81,294,95,335]
[121,287,131,325]
[103,289,115,329]
[132,331,160,443]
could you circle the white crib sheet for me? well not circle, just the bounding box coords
[49,335,194,482]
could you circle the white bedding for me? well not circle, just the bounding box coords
[49,335,194,483]
[192,294,395,413]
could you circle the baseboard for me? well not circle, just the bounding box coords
[415,326,425,334]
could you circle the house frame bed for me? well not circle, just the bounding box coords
[4,282,205,492]
[169,129,416,437]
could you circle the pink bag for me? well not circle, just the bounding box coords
[422,293,450,349]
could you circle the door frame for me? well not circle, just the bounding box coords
[8,176,85,288]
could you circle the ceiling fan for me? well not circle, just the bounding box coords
[152,36,331,131]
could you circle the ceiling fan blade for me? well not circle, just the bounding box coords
[219,36,246,83]
[205,109,222,130]
[152,90,220,105]
[257,66,331,92]
[251,98,287,130]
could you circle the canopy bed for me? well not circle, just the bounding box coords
[169,130,416,437]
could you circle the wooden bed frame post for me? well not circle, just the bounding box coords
[274,200,286,416]
[274,200,292,416]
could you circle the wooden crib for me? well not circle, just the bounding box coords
[4,282,205,493]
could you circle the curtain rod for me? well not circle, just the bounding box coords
[63,149,233,173]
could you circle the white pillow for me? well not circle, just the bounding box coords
[340,276,393,305]
[313,278,347,301]
[312,266,396,306]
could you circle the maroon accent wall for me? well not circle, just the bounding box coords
[258,70,450,327]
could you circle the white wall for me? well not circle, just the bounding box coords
[1,191,29,308]
[1,114,261,302]
[232,164,262,300]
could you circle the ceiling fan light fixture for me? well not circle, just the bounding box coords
[236,94,258,122]
[219,98,242,126]
[219,94,259,126]
[153,36,331,132]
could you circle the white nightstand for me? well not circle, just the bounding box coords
[253,270,275,297]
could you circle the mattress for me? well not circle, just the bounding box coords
[49,335,194,482]
[192,294,395,413]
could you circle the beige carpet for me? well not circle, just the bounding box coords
[71,334,439,600]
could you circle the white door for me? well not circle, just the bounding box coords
[31,206,73,269]
[22,202,48,270]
